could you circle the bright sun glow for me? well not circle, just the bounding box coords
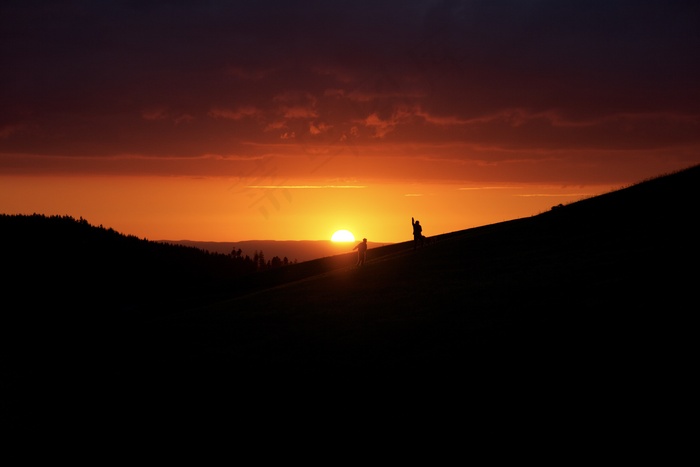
[331,229,355,242]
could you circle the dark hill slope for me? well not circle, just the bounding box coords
[2,164,698,416]
[130,165,699,389]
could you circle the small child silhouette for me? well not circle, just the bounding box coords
[353,238,368,266]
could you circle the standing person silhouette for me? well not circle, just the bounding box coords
[353,238,368,266]
[412,217,424,250]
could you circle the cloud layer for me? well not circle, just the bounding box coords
[2,0,700,182]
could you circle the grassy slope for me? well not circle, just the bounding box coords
[2,164,698,417]
[126,165,698,388]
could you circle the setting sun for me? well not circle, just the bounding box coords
[331,229,355,242]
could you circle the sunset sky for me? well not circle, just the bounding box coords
[2,1,699,243]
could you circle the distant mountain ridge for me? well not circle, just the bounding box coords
[158,239,392,263]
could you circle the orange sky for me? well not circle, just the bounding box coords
[2,1,699,242]
[0,173,625,243]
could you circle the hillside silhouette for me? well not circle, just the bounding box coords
[2,164,698,417]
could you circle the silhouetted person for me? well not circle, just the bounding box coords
[412,217,424,250]
[353,238,368,266]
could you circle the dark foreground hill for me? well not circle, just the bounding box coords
[2,164,699,420]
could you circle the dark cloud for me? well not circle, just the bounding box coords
[1,0,699,173]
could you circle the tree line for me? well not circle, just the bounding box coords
[3,213,296,285]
